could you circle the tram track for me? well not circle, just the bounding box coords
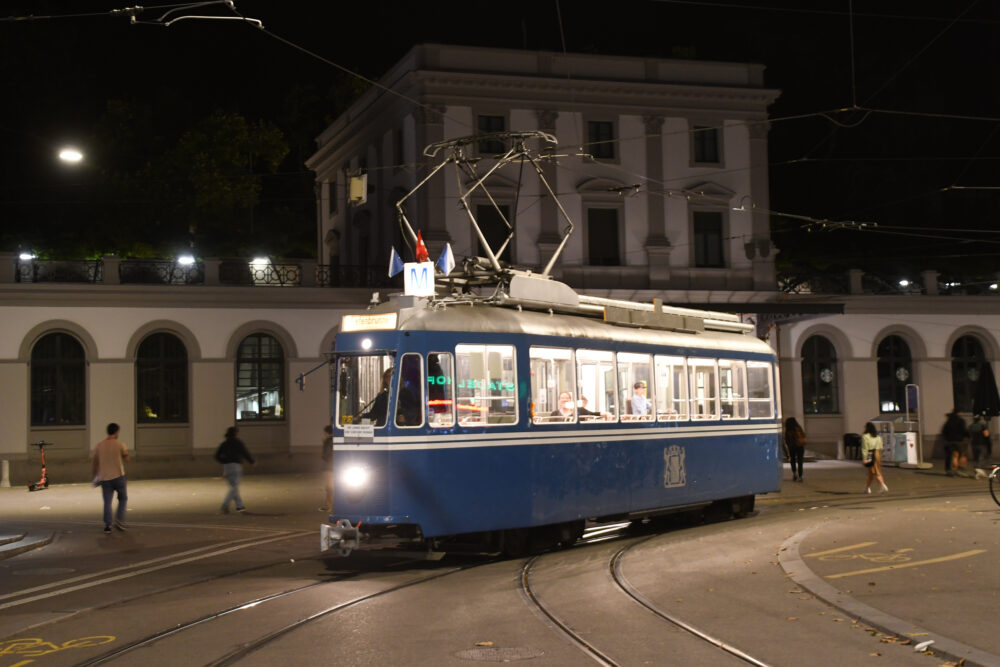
[69,554,494,666]
[519,534,774,667]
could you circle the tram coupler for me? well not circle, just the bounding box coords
[320,519,361,557]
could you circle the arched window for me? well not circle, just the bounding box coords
[801,335,839,414]
[236,333,284,421]
[877,335,912,413]
[136,333,188,423]
[31,332,85,425]
[952,335,986,413]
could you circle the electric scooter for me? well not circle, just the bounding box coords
[28,440,51,491]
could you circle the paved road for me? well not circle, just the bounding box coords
[0,461,996,665]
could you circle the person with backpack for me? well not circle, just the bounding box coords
[784,417,806,482]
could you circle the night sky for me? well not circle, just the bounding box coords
[2,0,998,280]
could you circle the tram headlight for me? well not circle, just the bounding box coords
[342,465,370,489]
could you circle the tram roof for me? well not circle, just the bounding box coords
[346,295,772,356]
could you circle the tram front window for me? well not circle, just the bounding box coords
[337,354,394,427]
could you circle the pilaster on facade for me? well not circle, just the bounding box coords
[645,238,673,289]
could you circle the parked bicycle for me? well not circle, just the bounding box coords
[990,465,1000,508]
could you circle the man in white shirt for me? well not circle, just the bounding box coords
[92,422,130,534]
[631,381,651,417]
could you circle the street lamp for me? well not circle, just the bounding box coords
[57,147,83,164]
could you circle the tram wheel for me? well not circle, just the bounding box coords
[501,528,530,557]
[732,495,755,518]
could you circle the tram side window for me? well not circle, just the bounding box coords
[577,349,617,421]
[719,359,748,419]
[427,352,455,428]
[747,361,774,419]
[395,353,424,427]
[530,347,576,423]
[688,358,719,420]
[455,344,518,425]
[655,355,688,421]
[617,352,653,421]
[337,353,394,427]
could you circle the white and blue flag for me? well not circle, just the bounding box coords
[436,242,455,276]
[388,246,404,277]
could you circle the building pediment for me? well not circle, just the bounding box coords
[682,181,735,206]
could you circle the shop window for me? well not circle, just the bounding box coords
[802,335,839,413]
[951,335,986,414]
[137,332,188,423]
[877,335,912,413]
[31,332,85,426]
[236,333,284,421]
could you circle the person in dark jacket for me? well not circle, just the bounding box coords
[215,426,255,513]
[784,417,806,482]
[941,409,969,477]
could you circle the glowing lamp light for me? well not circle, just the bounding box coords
[898,279,910,288]
[342,465,370,489]
[251,257,269,266]
[176,254,195,266]
[360,338,373,350]
[19,252,35,261]
[58,147,83,164]
[991,284,998,291]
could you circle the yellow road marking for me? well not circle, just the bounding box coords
[827,549,986,579]
[803,542,877,558]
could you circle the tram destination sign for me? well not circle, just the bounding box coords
[342,312,398,332]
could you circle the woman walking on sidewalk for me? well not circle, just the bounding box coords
[784,417,807,482]
[215,426,255,513]
[861,422,889,494]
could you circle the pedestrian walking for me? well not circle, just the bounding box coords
[783,417,806,482]
[969,413,990,466]
[215,426,255,514]
[92,422,130,533]
[320,424,334,512]
[941,408,970,476]
[861,421,889,494]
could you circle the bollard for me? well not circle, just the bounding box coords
[836,439,844,460]
[1,460,9,488]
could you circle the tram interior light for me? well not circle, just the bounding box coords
[343,465,370,489]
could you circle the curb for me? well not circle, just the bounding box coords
[779,525,999,667]
[0,533,54,560]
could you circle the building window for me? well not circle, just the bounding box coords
[587,120,615,160]
[587,208,620,266]
[802,335,839,414]
[236,333,285,421]
[477,115,507,154]
[693,211,724,268]
[877,335,912,413]
[693,125,720,164]
[31,332,86,426]
[952,335,986,414]
[476,204,513,263]
[136,333,188,423]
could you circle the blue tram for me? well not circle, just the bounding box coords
[321,275,781,556]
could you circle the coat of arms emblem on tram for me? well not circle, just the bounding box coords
[664,445,686,488]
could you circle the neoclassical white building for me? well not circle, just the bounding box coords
[306,44,780,296]
[2,44,992,484]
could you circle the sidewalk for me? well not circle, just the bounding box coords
[765,457,991,506]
